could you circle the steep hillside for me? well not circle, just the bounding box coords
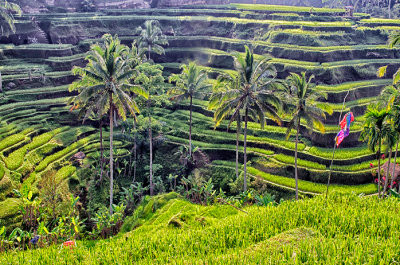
[1,3,397,227]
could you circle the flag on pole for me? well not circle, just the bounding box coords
[339,112,354,131]
[336,112,354,147]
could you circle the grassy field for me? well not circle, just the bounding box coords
[1,193,399,264]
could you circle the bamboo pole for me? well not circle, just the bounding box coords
[326,90,350,199]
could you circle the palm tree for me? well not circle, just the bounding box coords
[0,0,21,36]
[210,46,282,192]
[134,62,164,196]
[69,34,148,214]
[137,20,168,61]
[360,104,391,198]
[169,62,210,157]
[281,72,332,200]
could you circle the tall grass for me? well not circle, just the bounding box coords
[3,194,398,264]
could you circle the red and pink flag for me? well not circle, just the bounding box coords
[336,112,354,147]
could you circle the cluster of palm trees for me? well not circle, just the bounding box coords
[71,26,333,213]
[209,46,332,199]
[69,20,171,214]
[362,32,400,198]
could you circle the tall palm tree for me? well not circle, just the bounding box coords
[137,20,168,61]
[210,46,282,192]
[360,104,391,198]
[169,62,210,157]
[127,40,147,183]
[281,72,332,200]
[69,34,148,214]
[134,62,164,196]
[0,0,21,36]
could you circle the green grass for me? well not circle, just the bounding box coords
[274,154,326,170]
[0,133,25,152]
[316,79,391,92]
[248,167,376,195]
[5,194,400,264]
[361,18,400,24]
[4,128,65,170]
[35,133,97,172]
[0,97,69,113]
[308,146,373,160]
[232,3,345,13]
[0,163,4,180]
[54,165,76,181]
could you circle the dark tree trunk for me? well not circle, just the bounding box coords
[390,140,399,193]
[383,147,393,195]
[131,119,137,182]
[99,119,104,184]
[148,97,153,196]
[378,139,382,198]
[243,107,248,192]
[295,121,300,200]
[189,95,193,157]
[236,115,240,180]
[109,94,114,215]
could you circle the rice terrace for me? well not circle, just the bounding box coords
[1,0,400,264]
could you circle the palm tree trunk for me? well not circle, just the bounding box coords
[148,97,153,196]
[133,119,137,182]
[378,139,382,198]
[236,115,240,180]
[99,119,104,183]
[148,45,151,61]
[109,94,114,215]
[390,140,399,192]
[189,95,192,157]
[383,148,393,195]
[243,107,248,192]
[295,122,300,200]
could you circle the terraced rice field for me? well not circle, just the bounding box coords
[2,3,396,226]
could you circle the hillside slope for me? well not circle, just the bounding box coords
[1,193,399,264]
[2,4,397,228]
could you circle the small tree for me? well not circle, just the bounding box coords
[137,20,168,61]
[134,62,165,196]
[281,72,332,200]
[360,104,392,197]
[169,62,210,157]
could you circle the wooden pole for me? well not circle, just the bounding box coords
[326,90,350,199]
